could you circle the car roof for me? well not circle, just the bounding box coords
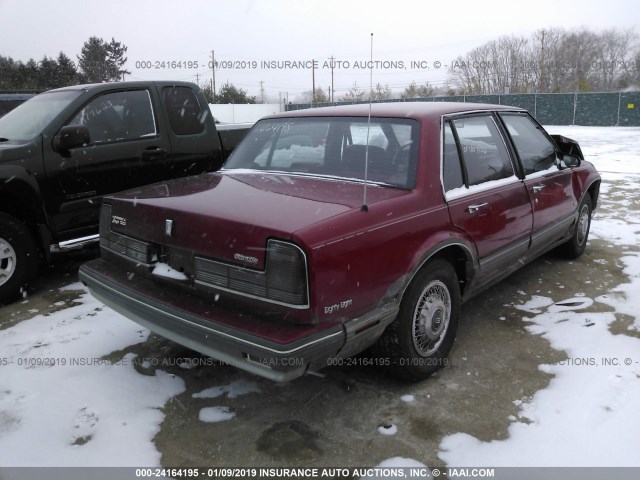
[267,101,526,120]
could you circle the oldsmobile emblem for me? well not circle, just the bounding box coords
[234,253,259,264]
[111,215,126,227]
[165,219,174,236]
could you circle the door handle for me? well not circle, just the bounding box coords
[467,203,488,213]
[141,147,167,160]
[532,184,547,193]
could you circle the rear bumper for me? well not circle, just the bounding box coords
[79,258,347,382]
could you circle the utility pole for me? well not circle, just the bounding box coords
[329,55,335,102]
[312,58,316,104]
[259,80,265,103]
[539,30,546,93]
[211,50,216,97]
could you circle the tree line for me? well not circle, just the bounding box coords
[298,27,639,103]
[0,37,129,91]
[447,27,639,95]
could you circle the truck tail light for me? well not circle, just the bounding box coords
[195,239,309,308]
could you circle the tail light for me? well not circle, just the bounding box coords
[195,239,309,308]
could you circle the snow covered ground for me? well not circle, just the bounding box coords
[0,126,638,470]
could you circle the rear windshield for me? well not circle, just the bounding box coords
[223,116,420,189]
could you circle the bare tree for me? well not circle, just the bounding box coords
[369,83,393,100]
[342,82,366,102]
[447,27,638,94]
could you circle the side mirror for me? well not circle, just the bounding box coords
[558,152,581,169]
[53,125,90,155]
[550,134,584,161]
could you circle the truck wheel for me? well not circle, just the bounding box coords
[561,195,592,259]
[0,213,39,304]
[377,259,461,381]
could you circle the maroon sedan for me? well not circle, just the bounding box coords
[79,102,601,381]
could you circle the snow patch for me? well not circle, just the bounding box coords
[377,424,398,436]
[192,379,261,399]
[0,286,185,466]
[198,407,236,423]
[151,262,188,280]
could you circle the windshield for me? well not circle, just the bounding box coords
[0,90,83,140]
[224,116,420,189]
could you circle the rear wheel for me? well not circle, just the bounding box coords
[0,213,39,304]
[376,259,461,381]
[561,195,592,259]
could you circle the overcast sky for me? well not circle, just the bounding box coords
[0,0,637,101]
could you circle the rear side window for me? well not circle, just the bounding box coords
[67,90,156,144]
[443,122,464,192]
[163,86,205,135]
[499,113,556,175]
[450,115,514,186]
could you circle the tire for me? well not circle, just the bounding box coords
[561,195,592,259]
[0,213,39,304]
[376,259,461,381]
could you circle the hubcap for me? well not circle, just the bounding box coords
[0,237,17,287]
[412,280,451,356]
[576,204,590,246]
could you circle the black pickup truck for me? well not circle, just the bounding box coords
[0,81,250,302]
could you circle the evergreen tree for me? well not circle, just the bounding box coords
[401,81,433,99]
[106,38,130,81]
[212,81,256,104]
[78,36,129,82]
[57,52,83,86]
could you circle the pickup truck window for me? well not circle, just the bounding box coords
[0,91,82,140]
[67,90,156,144]
[163,86,205,135]
[225,117,419,189]
[450,115,514,186]
[499,113,556,175]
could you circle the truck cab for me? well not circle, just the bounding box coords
[0,81,249,303]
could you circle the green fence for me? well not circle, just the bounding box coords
[286,91,640,126]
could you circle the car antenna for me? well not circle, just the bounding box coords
[361,32,373,213]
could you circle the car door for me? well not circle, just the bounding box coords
[44,88,169,238]
[497,113,576,255]
[442,114,533,285]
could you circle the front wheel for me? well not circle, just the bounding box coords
[561,195,592,259]
[376,259,461,381]
[0,213,39,304]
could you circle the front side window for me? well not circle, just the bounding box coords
[67,90,156,144]
[225,117,419,189]
[449,115,514,186]
[499,113,556,175]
